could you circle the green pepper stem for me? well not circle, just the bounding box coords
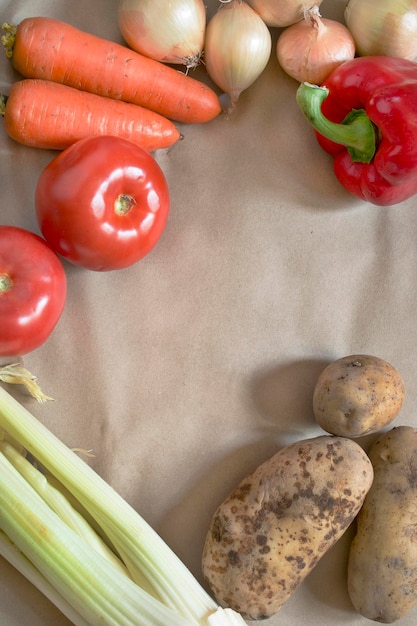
[296,82,376,164]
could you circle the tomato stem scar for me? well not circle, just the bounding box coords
[114,194,136,216]
[0,273,13,293]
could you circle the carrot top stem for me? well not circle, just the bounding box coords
[0,94,7,117]
[1,23,17,58]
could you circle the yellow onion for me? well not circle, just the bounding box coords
[277,7,356,84]
[345,0,417,60]
[118,0,206,69]
[204,0,272,112]
[246,0,323,27]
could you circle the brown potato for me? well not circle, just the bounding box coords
[202,435,374,620]
[313,354,405,438]
[348,426,417,623]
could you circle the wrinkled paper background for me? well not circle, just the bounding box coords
[1,1,417,625]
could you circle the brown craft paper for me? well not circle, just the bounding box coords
[1,1,417,625]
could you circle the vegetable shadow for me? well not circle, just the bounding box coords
[158,358,333,590]
[248,357,331,434]
[157,432,291,589]
[302,523,358,615]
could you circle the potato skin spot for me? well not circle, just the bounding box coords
[312,354,405,438]
[348,426,417,623]
[202,435,373,620]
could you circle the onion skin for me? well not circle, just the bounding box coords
[345,0,417,60]
[118,0,206,68]
[277,13,356,84]
[246,0,324,27]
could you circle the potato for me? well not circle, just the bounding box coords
[201,435,374,620]
[348,426,417,623]
[313,354,405,438]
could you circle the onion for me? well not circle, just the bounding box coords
[246,0,324,27]
[345,0,417,60]
[277,7,356,84]
[118,0,206,69]
[204,0,272,112]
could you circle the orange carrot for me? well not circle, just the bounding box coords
[0,79,181,151]
[2,17,222,125]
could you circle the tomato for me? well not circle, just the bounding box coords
[35,136,170,271]
[0,226,67,357]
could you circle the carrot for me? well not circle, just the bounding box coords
[1,17,222,125]
[0,79,181,151]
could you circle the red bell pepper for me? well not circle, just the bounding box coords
[296,56,417,206]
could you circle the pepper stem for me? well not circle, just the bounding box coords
[296,82,376,164]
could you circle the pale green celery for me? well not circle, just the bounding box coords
[0,530,89,626]
[0,448,196,626]
[0,385,247,626]
[0,439,129,578]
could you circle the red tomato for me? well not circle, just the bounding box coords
[0,226,67,357]
[35,136,170,271]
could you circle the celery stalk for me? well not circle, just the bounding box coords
[0,448,196,626]
[0,439,129,578]
[0,385,247,626]
[0,530,90,626]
